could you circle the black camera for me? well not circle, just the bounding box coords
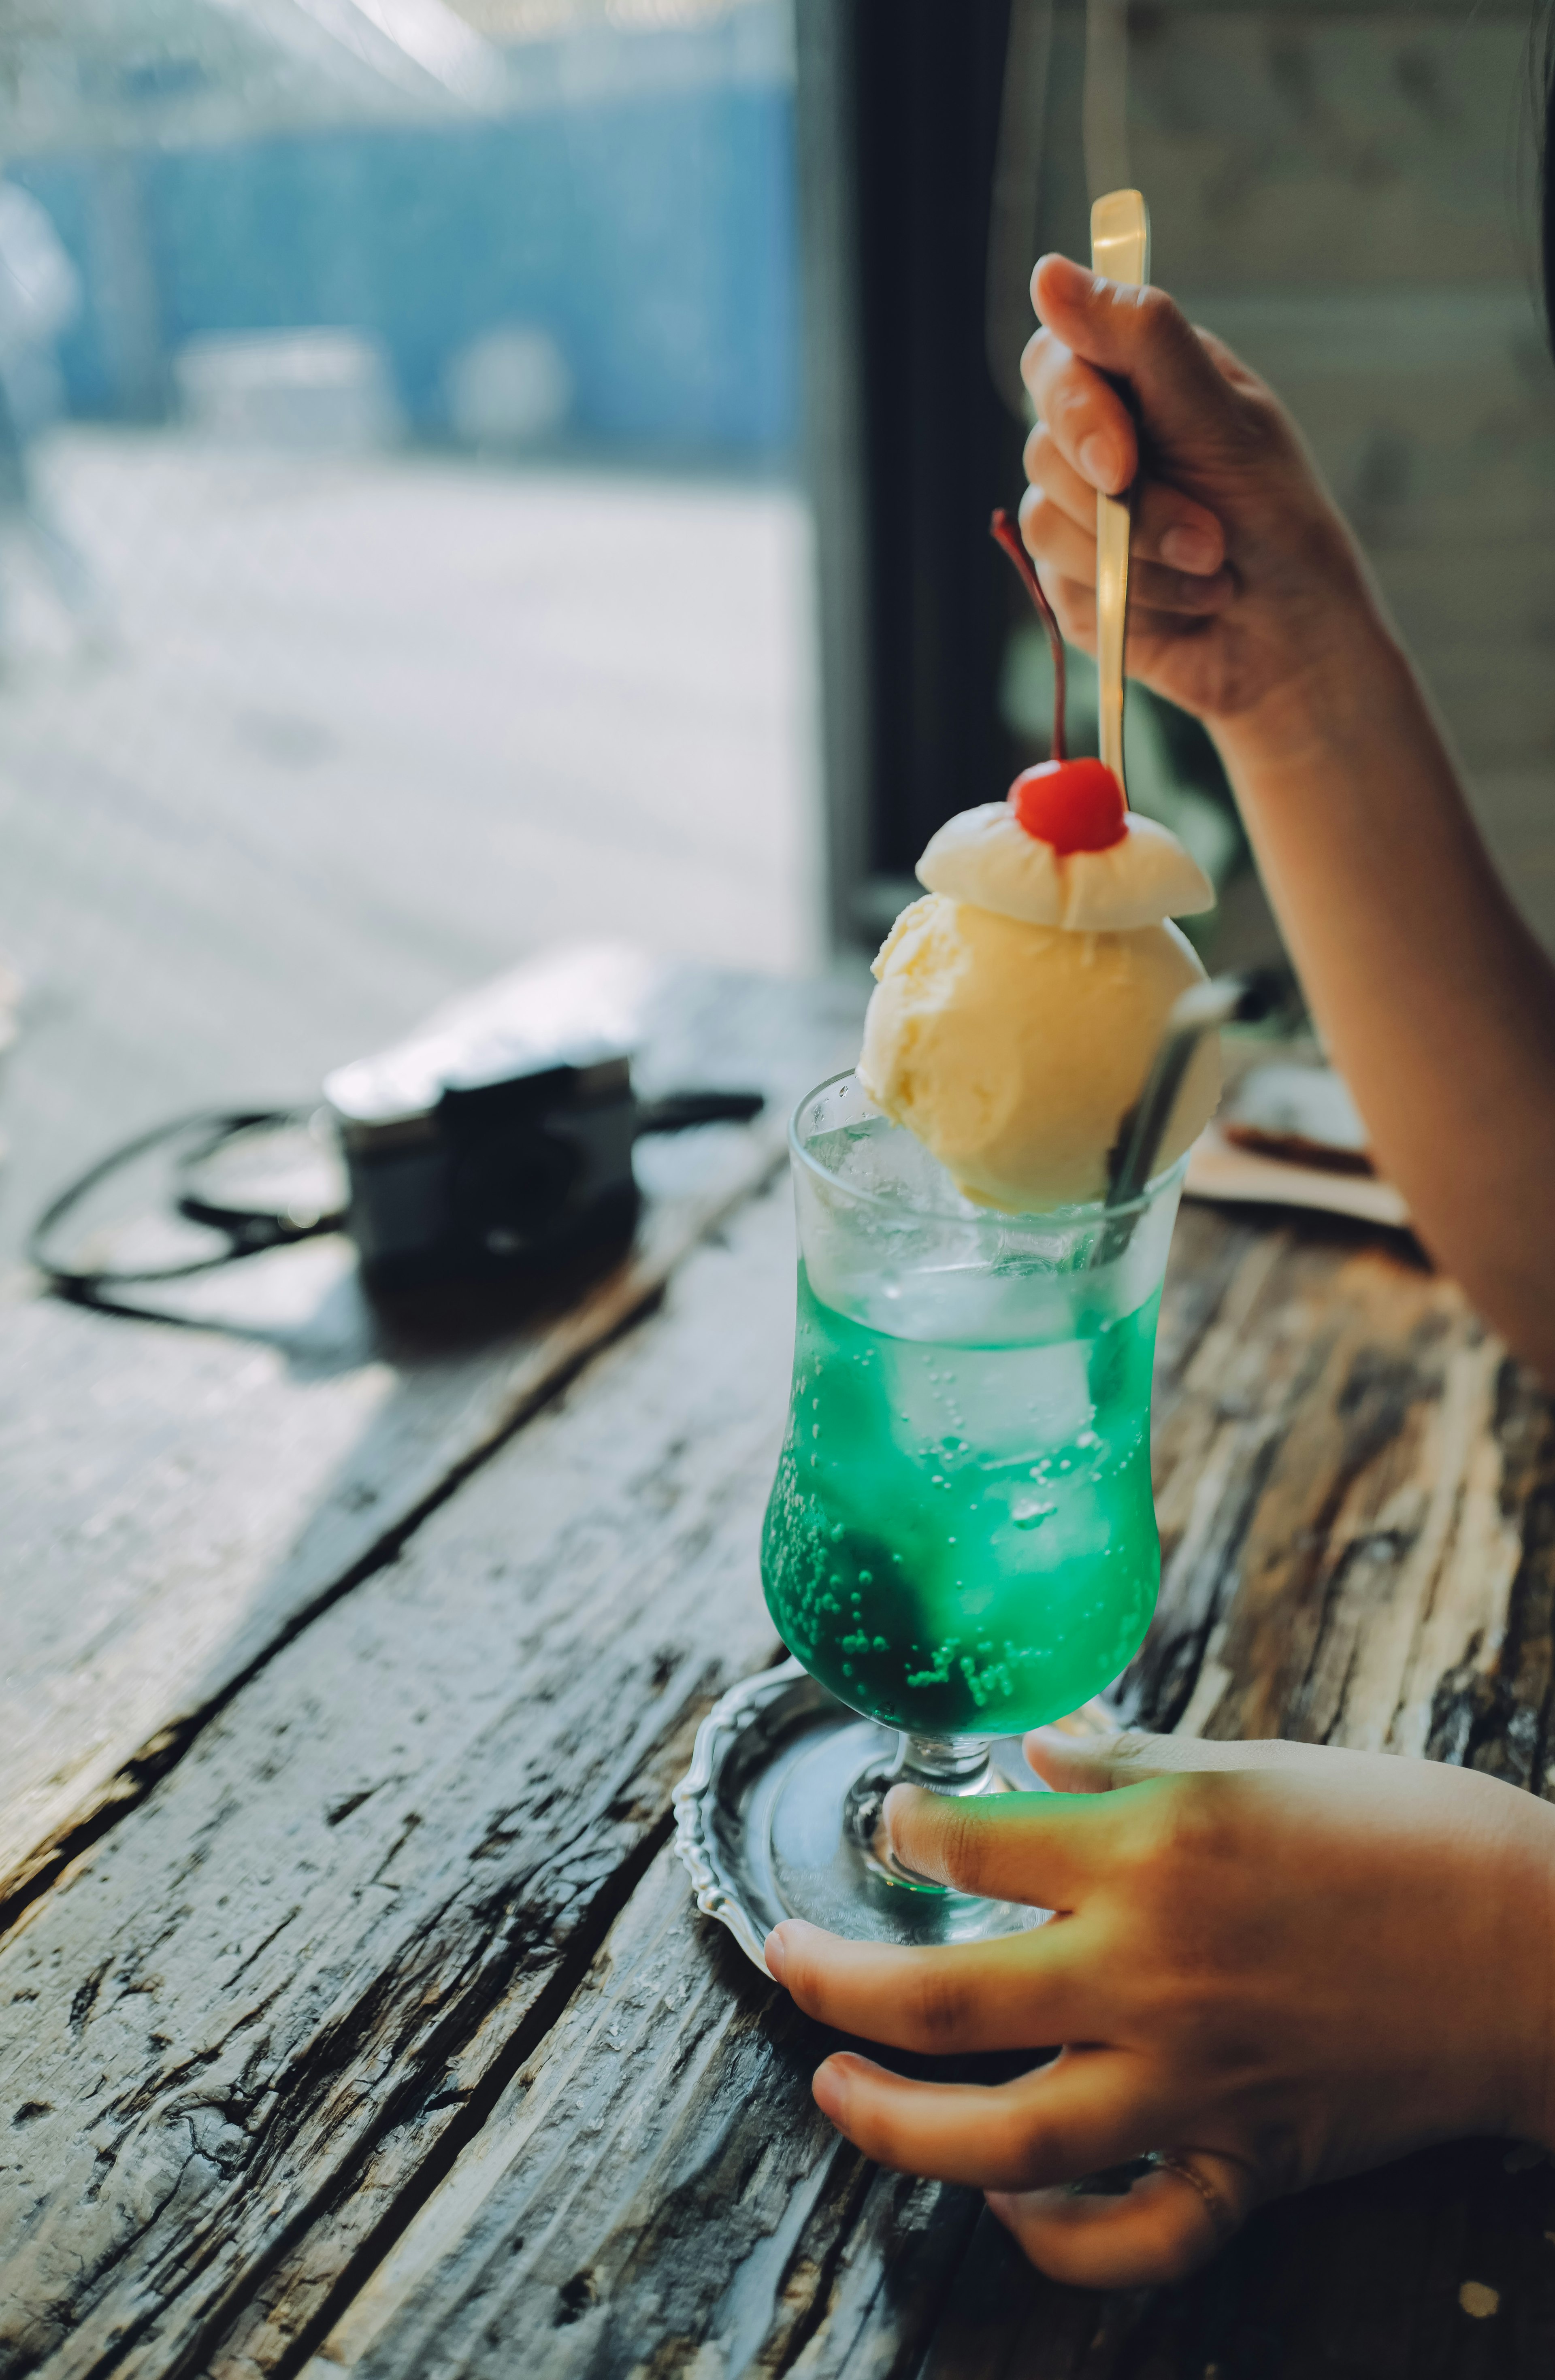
[324,973,761,1292]
[30,958,762,1311]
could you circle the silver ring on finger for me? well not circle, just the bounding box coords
[1148,2148,1239,2246]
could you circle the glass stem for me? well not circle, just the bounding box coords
[896,1733,995,1797]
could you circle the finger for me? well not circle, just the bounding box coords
[1031,254,1248,462]
[987,2145,1257,2288]
[1024,425,1227,575]
[1020,327,1137,495]
[1018,489,1231,619]
[1022,424,1099,533]
[882,1780,1114,1907]
[1023,1726,1348,1795]
[812,2045,1162,2193]
[765,1916,1094,2055]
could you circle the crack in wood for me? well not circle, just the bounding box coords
[762,2148,875,2377]
[0,1184,807,2378]
[1116,1222,1338,1736]
[220,1913,302,1997]
[251,1811,678,2380]
[282,1844,1006,2380]
[0,1279,677,1963]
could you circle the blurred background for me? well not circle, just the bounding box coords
[1,0,1553,1263]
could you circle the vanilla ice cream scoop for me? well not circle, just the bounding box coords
[858,768,1221,1212]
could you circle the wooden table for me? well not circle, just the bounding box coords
[4,960,1554,2379]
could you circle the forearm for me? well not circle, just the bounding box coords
[1211,605,1555,1378]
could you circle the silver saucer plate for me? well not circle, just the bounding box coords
[672,1657,1049,1969]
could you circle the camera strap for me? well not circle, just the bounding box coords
[27,1109,344,1311]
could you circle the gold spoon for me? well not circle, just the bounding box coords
[1089,187,1150,803]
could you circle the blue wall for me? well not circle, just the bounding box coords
[13,82,800,456]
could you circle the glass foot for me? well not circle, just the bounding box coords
[766,1720,1045,1946]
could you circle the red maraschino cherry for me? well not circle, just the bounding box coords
[1009,758,1128,854]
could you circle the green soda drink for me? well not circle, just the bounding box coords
[761,1077,1184,1742]
[761,1263,1162,1735]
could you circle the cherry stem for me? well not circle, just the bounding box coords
[990,509,1065,763]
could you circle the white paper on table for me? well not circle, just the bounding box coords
[1186,1122,1410,1230]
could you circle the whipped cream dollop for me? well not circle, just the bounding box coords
[917,801,1214,934]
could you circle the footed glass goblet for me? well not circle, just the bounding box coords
[757,1072,1186,1946]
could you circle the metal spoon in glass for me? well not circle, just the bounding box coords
[1109,971,1293,1207]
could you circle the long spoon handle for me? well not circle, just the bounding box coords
[1090,189,1150,800]
[1107,970,1289,1207]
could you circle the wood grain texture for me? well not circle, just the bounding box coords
[284,1205,1555,2380]
[7,1069,1554,2380]
[300,1841,984,2380]
[0,963,862,1926]
[0,1173,805,2378]
[1138,1211,1555,1779]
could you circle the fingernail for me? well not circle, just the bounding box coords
[763,1927,787,1985]
[1079,434,1119,491]
[1161,525,1219,574]
[881,1781,921,1858]
[813,2057,849,2120]
[1031,253,1094,323]
[1035,251,1090,297]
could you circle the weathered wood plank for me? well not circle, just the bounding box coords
[0,1171,812,2377]
[292,1215,1555,2380]
[295,1841,984,2380]
[0,961,862,1924]
[1117,1216,1554,1768]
